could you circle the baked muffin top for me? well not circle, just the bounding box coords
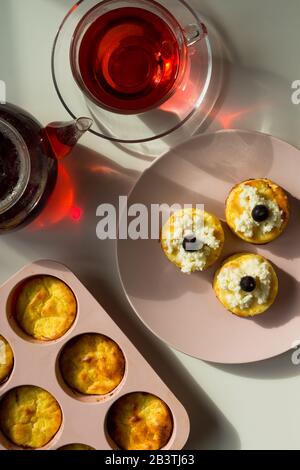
[161,208,224,273]
[0,385,62,449]
[59,333,125,395]
[15,275,77,341]
[107,392,173,450]
[213,253,278,317]
[0,335,14,384]
[226,179,289,244]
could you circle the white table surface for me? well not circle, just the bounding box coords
[1,0,300,450]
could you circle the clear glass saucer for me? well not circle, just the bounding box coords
[52,0,219,144]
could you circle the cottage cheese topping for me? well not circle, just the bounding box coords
[234,185,283,238]
[163,210,220,274]
[217,257,272,309]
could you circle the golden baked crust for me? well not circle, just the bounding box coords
[225,178,290,244]
[213,253,278,317]
[0,385,62,449]
[0,335,14,384]
[107,392,173,450]
[161,208,224,272]
[15,276,77,341]
[59,333,125,395]
[57,443,95,450]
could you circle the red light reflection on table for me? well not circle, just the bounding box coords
[218,108,253,129]
[88,164,120,176]
[214,102,269,130]
[70,206,83,222]
[32,164,77,229]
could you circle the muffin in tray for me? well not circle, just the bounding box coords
[15,275,77,341]
[107,392,173,450]
[225,178,290,244]
[57,443,95,450]
[161,208,224,274]
[0,335,14,385]
[213,253,278,317]
[59,333,126,396]
[0,385,62,449]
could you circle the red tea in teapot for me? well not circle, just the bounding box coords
[72,7,182,113]
[0,105,58,231]
[0,132,23,208]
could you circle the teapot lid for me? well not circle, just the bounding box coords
[0,119,30,215]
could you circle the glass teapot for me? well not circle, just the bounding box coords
[0,103,92,232]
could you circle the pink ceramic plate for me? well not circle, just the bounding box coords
[117,130,300,363]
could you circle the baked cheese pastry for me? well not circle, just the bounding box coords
[0,385,62,449]
[0,335,14,384]
[213,253,278,317]
[57,443,95,450]
[15,275,77,341]
[225,179,289,244]
[161,208,224,274]
[59,333,125,395]
[107,392,173,450]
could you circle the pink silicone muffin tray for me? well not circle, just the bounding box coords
[0,260,190,450]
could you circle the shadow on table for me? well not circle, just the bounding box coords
[212,350,300,381]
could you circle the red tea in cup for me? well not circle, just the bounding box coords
[71,6,186,114]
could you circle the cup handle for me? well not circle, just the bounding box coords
[183,22,207,46]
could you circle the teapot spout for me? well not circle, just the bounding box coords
[45,117,93,160]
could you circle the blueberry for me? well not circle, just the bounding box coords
[252,204,269,222]
[183,234,198,252]
[240,276,256,293]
